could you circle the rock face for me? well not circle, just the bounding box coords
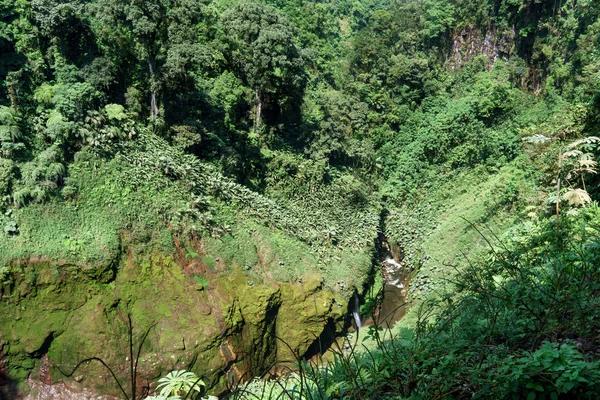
[446,25,515,71]
[0,252,352,398]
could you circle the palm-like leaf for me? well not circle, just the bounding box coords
[577,159,597,174]
[156,370,204,397]
[568,136,600,148]
[33,83,56,104]
[105,103,127,121]
[0,106,22,142]
[562,149,583,159]
[563,188,592,207]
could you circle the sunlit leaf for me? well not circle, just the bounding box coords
[568,136,600,148]
[562,188,592,207]
[523,134,551,144]
[562,149,582,158]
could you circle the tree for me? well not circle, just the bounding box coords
[223,2,306,135]
[91,0,208,121]
[31,0,97,65]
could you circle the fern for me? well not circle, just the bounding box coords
[567,136,600,149]
[561,149,583,159]
[105,104,127,121]
[33,83,56,105]
[0,106,22,142]
[12,146,66,207]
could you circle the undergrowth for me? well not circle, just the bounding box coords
[226,205,600,399]
[0,134,377,288]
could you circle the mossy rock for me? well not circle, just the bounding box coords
[0,249,364,397]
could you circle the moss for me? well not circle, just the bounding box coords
[200,218,375,290]
[1,244,361,397]
[218,275,283,377]
[0,255,217,394]
[275,281,349,361]
[199,256,216,271]
[192,274,209,288]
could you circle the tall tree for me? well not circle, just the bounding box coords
[223,2,306,135]
[91,0,207,121]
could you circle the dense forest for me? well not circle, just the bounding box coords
[2,0,600,398]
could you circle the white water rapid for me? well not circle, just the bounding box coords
[352,292,362,329]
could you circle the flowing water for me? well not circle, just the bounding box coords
[378,257,409,329]
[352,292,362,329]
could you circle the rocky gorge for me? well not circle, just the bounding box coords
[0,243,367,398]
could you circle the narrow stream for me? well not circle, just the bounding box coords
[358,234,411,331]
[378,256,409,329]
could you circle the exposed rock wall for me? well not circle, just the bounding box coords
[446,25,515,71]
[0,252,352,398]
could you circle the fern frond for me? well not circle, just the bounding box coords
[33,83,56,104]
[47,110,65,125]
[0,106,22,141]
[577,159,597,171]
[562,149,583,159]
[105,104,127,121]
[12,188,29,208]
[568,136,600,148]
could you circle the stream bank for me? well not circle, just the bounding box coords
[362,236,411,330]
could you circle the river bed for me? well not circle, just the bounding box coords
[378,257,409,328]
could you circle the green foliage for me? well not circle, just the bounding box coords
[104,104,127,121]
[500,341,600,398]
[0,106,22,142]
[236,206,600,399]
[223,1,306,130]
[3,220,17,235]
[151,370,205,399]
[114,133,379,252]
[0,157,15,200]
[0,106,24,158]
[12,146,65,207]
[192,274,209,289]
[0,265,9,282]
[4,0,600,397]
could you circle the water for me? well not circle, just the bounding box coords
[352,292,362,329]
[379,257,409,329]
[383,257,402,270]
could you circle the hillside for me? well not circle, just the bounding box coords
[1,0,600,399]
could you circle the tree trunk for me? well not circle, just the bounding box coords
[8,85,17,110]
[148,59,159,120]
[150,92,158,119]
[556,144,562,231]
[254,88,262,135]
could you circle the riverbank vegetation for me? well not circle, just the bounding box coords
[2,0,600,398]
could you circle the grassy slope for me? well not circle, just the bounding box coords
[0,138,381,393]
[397,163,527,328]
[0,138,379,290]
